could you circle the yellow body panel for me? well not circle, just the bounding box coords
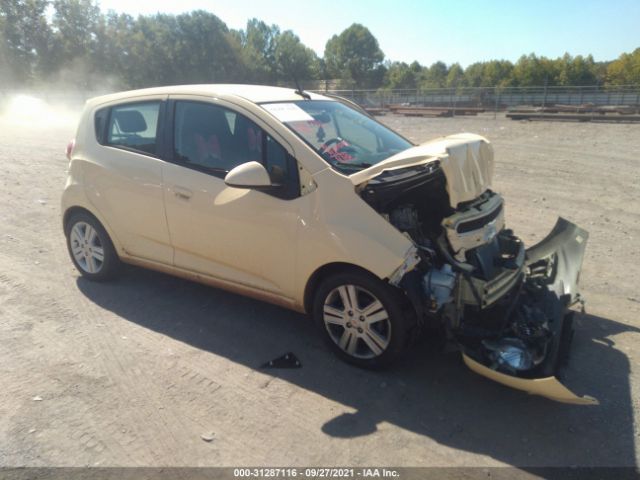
[462,354,598,405]
[62,86,414,312]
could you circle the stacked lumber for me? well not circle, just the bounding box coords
[363,107,386,116]
[393,107,453,117]
[387,105,484,117]
[507,112,640,123]
[508,104,639,115]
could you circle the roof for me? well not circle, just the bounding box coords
[86,84,331,107]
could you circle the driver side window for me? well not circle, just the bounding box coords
[174,101,244,173]
[173,101,300,199]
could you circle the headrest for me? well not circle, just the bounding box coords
[114,110,147,133]
[181,105,230,137]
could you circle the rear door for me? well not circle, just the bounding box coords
[86,97,173,264]
[160,96,301,299]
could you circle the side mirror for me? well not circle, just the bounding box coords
[224,161,272,189]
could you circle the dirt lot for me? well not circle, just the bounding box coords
[0,106,639,470]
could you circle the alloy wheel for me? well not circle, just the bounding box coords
[323,284,392,359]
[69,221,105,274]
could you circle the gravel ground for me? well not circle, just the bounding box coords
[0,108,638,469]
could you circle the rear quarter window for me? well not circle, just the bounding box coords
[104,102,161,156]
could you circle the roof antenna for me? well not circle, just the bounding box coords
[293,76,311,100]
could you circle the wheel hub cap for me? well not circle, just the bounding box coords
[323,284,391,359]
[70,221,105,274]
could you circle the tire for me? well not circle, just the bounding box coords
[312,270,411,368]
[65,212,120,281]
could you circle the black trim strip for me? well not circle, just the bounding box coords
[457,204,503,234]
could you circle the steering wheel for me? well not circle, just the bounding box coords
[319,137,360,162]
[319,137,343,150]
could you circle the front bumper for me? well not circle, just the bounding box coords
[460,217,597,405]
[462,353,598,405]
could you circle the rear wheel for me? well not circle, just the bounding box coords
[313,270,410,368]
[65,212,120,281]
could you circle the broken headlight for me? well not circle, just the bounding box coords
[483,338,534,372]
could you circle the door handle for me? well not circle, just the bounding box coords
[173,186,193,200]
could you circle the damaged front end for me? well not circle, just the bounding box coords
[358,135,596,404]
[458,218,596,405]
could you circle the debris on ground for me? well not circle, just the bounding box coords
[261,352,301,369]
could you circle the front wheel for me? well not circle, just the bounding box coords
[312,270,411,368]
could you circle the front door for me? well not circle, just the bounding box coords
[161,99,301,299]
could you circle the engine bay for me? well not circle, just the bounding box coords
[358,161,589,391]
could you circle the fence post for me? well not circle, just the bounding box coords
[452,87,458,116]
[494,87,499,119]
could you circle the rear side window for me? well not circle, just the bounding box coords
[106,102,160,156]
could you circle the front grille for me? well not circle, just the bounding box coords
[457,203,503,234]
[442,193,505,257]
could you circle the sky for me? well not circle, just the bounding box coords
[96,0,640,67]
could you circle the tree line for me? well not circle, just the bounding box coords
[1,0,638,91]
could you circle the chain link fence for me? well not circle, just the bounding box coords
[313,85,640,112]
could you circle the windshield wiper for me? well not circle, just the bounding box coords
[335,162,373,170]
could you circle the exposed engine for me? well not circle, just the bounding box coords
[355,134,592,403]
[359,161,584,380]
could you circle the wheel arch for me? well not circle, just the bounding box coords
[62,205,123,256]
[63,205,97,231]
[303,262,383,315]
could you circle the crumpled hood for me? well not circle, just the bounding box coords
[350,133,494,208]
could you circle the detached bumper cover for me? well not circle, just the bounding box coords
[462,217,597,405]
[462,353,598,405]
[525,217,588,304]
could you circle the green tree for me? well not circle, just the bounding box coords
[124,11,245,87]
[420,61,448,88]
[606,48,640,85]
[52,0,101,60]
[463,62,484,87]
[483,60,515,87]
[556,53,597,86]
[511,53,560,86]
[324,23,384,87]
[51,0,106,88]
[2,1,637,91]
[445,62,465,88]
[0,0,52,85]
[384,61,422,89]
[273,30,318,82]
[240,19,280,83]
[92,11,136,88]
[593,60,609,85]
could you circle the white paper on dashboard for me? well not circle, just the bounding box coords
[262,103,315,122]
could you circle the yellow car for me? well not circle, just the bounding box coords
[62,85,595,404]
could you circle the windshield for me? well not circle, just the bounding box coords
[261,100,413,174]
